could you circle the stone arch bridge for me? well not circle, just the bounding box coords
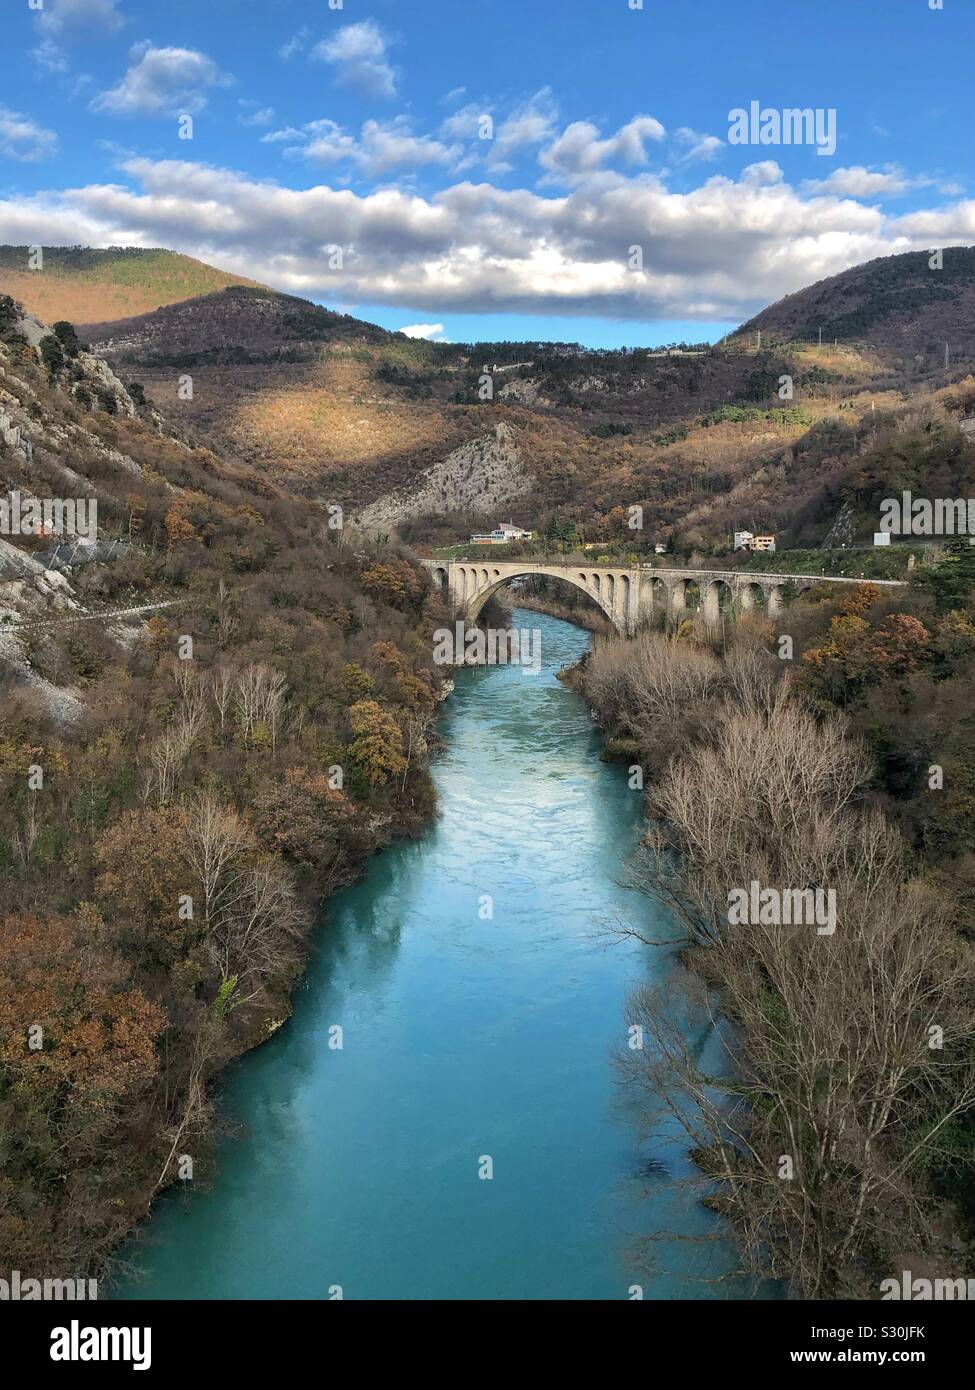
[421,559,906,635]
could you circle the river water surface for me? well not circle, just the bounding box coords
[114,609,740,1300]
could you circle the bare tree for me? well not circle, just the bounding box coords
[400,710,429,792]
[172,659,201,712]
[141,715,198,804]
[214,578,239,649]
[234,662,287,751]
[204,856,304,1006]
[627,872,975,1298]
[182,792,250,928]
[585,628,724,736]
[13,795,40,867]
[585,621,975,1295]
[183,792,307,1008]
[208,665,235,734]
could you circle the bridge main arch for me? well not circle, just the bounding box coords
[454,561,625,632]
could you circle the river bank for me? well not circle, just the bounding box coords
[507,591,612,633]
[572,610,975,1298]
[0,542,451,1283]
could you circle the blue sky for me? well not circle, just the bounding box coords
[1,0,972,346]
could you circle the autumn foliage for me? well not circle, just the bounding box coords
[0,309,451,1276]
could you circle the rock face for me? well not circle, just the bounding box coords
[822,500,857,549]
[0,296,162,722]
[498,377,548,407]
[356,423,531,528]
[3,305,140,425]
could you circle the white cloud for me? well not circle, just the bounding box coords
[400,323,447,340]
[239,102,275,128]
[491,90,559,171]
[0,106,59,163]
[312,20,395,100]
[284,119,357,163]
[37,0,125,33]
[539,115,665,179]
[261,126,307,146]
[803,165,914,198]
[263,88,564,184]
[92,43,232,118]
[279,26,311,62]
[271,117,460,177]
[675,127,724,164]
[439,103,490,143]
[326,118,457,176]
[32,40,70,75]
[437,93,559,173]
[802,165,965,201]
[740,160,784,187]
[0,156,969,325]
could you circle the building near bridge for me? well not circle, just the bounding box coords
[733,530,776,553]
[469,520,534,545]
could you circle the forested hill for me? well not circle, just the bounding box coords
[0,246,262,328]
[0,286,449,1277]
[80,284,395,365]
[728,246,975,357]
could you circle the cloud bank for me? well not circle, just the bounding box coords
[1,156,971,324]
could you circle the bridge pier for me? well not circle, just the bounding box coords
[618,574,636,635]
[642,578,661,625]
[665,580,685,626]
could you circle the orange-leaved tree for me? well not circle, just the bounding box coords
[347,699,407,785]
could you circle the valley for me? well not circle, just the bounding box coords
[2,237,975,1308]
[4,245,967,570]
[3,0,975,1351]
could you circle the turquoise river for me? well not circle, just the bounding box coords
[113,609,743,1300]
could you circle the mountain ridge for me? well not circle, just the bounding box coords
[9,244,975,559]
[79,284,397,364]
[0,246,264,329]
[728,246,975,359]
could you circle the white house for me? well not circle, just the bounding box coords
[733,530,776,553]
[470,520,534,545]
